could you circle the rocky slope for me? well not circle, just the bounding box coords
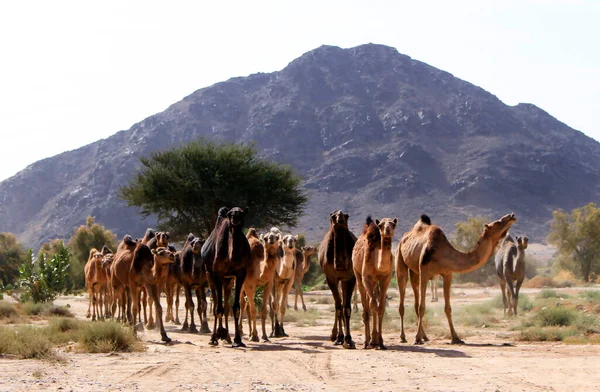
[1,43,599,248]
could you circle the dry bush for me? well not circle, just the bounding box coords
[0,326,54,359]
[0,302,17,319]
[80,321,143,353]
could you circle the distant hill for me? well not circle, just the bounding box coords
[1,43,599,248]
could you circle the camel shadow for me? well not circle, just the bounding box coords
[386,344,471,358]
[245,342,323,354]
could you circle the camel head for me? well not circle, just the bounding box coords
[102,253,114,270]
[483,213,517,241]
[516,236,529,250]
[90,249,103,264]
[376,218,398,239]
[270,227,282,236]
[301,245,318,258]
[246,228,259,239]
[330,210,349,228]
[101,245,113,255]
[227,207,248,227]
[191,237,204,254]
[151,247,176,265]
[281,234,298,251]
[156,231,170,247]
[261,231,281,252]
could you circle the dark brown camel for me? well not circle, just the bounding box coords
[110,235,139,322]
[129,244,176,342]
[175,234,211,333]
[202,207,251,347]
[495,234,528,316]
[319,210,357,349]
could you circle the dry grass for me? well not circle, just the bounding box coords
[0,302,18,319]
[313,295,334,305]
[285,309,320,327]
[524,270,582,289]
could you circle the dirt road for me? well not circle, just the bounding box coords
[1,288,599,391]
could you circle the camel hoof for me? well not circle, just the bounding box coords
[232,341,246,348]
[451,338,465,345]
[302,306,307,312]
[209,339,219,346]
[200,324,211,334]
[86,313,91,319]
[423,335,430,342]
[343,340,356,349]
[174,319,181,325]
[294,306,298,311]
[334,336,344,346]
[261,337,271,343]
[363,342,371,349]
[134,322,144,331]
[189,326,199,333]
[161,336,171,343]
[250,335,259,342]
[146,321,156,330]
[412,339,424,345]
[329,333,338,342]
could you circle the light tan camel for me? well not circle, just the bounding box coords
[319,210,357,349]
[239,228,273,342]
[110,235,138,323]
[495,234,528,316]
[85,248,106,321]
[293,245,318,311]
[100,245,114,317]
[353,216,397,349]
[396,213,516,344]
[129,244,176,342]
[271,233,298,337]
[430,275,439,302]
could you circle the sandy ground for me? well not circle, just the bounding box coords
[2,287,600,392]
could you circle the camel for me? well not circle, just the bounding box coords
[495,234,528,316]
[430,275,439,302]
[271,233,298,338]
[238,228,276,342]
[110,235,139,323]
[100,245,114,317]
[129,244,176,342]
[319,210,357,349]
[139,230,170,329]
[202,207,251,347]
[85,248,106,321]
[353,216,397,349]
[396,213,516,345]
[175,234,211,333]
[293,245,318,311]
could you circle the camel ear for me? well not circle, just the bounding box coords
[483,224,490,230]
[301,246,307,251]
[393,218,398,226]
[375,219,380,226]
[344,213,349,220]
[151,249,157,255]
[294,235,299,241]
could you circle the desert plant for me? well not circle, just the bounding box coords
[0,302,17,319]
[80,321,142,353]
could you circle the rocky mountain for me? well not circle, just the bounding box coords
[1,43,599,248]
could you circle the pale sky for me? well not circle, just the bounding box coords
[0,0,598,182]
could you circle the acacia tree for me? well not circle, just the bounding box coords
[119,139,309,239]
[0,233,26,286]
[547,202,600,282]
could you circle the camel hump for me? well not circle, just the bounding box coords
[420,214,431,225]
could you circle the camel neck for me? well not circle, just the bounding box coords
[377,237,393,271]
[444,234,496,273]
[514,248,526,273]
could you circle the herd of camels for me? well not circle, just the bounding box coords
[85,208,527,349]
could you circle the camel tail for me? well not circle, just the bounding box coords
[420,214,431,225]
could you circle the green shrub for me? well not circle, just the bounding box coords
[45,305,74,318]
[579,291,600,303]
[80,321,142,353]
[538,289,560,298]
[519,326,579,342]
[0,302,17,319]
[0,326,54,359]
[535,307,577,327]
[21,302,49,315]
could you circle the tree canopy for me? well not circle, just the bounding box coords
[66,216,118,289]
[0,232,26,286]
[547,202,600,282]
[118,139,309,239]
[451,216,496,284]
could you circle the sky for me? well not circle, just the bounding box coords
[0,0,598,182]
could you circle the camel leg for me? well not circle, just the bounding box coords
[165,283,174,323]
[294,278,300,311]
[125,286,134,325]
[269,287,277,337]
[396,256,408,343]
[442,274,463,344]
[353,286,359,312]
[325,277,343,344]
[182,285,195,332]
[356,274,371,349]
[232,272,246,348]
[86,287,93,318]
[243,285,259,342]
[147,284,170,343]
[377,276,391,350]
[499,279,508,317]
[174,285,181,325]
[408,270,425,343]
[506,279,516,317]
[260,280,273,342]
[363,277,379,348]
[514,279,524,316]
[146,292,156,329]
[222,279,233,344]
[341,278,356,349]
[279,279,294,337]
[271,283,283,337]
[130,286,141,330]
[209,278,222,346]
